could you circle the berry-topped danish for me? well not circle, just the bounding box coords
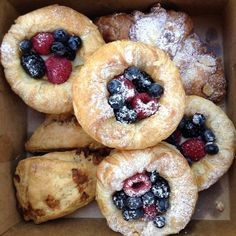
[1,5,104,114]
[73,41,185,150]
[165,96,236,191]
[96,143,198,236]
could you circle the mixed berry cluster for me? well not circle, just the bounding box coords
[112,171,170,228]
[166,113,219,163]
[19,29,82,84]
[107,66,164,124]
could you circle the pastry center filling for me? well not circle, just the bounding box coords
[19,29,82,84]
[166,113,219,164]
[107,66,164,124]
[112,171,170,228]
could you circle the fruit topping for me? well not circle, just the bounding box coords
[125,197,143,209]
[165,129,181,146]
[143,204,157,220]
[112,190,127,210]
[64,46,76,61]
[53,29,69,43]
[19,40,32,53]
[147,83,164,98]
[20,52,46,78]
[151,180,170,199]
[156,198,169,213]
[68,35,82,51]
[142,191,156,206]
[192,113,206,126]
[179,118,201,138]
[32,32,54,55]
[202,129,216,142]
[148,171,159,183]
[132,73,153,93]
[51,41,66,56]
[107,79,123,94]
[114,105,137,124]
[108,94,125,109]
[122,208,144,221]
[45,56,72,84]
[153,216,166,228]
[205,142,219,155]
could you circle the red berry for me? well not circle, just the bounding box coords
[131,93,158,120]
[32,32,54,55]
[45,56,72,84]
[123,173,151,197]
[143,204,157,220]
[181,138,206,161]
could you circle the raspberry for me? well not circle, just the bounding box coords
[45,56,72,84]
[123,173,151,197]
[131,93,158,120]
[143,204,157,220]
[181,138,206,162]
[32,32,54,55]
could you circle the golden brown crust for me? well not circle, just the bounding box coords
[14,150,109,224]
[183,96,235,191]
[1,5,104,114]
[73,40,185,150]
[95,13,134,42]
[96,143,198,236]
[25,113,105,153]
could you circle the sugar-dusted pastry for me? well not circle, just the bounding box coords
[1,5,104,114]
[14,149,111,224]
[165,96,236,191]
[96,143,198,236]
[25,113,104,153]
[73,41,185,150]
[173,34,226,103]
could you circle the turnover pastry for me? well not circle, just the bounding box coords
[96,143,198,236]
[95,4,226,103]
[1,5,104,114]
[14,149,111,224]
[165,96,236,191]
[25,113,104,153]
[73,40,185,150]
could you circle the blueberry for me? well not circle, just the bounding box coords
[122,208,144,221]
[153,216,166,228]
[202,129,216,142]
[65,46,76,61]
[142,191,156,206]
[107,79,123,94]
[21,52,46,78]
[125,197,143,209]
[53,29,69,42]
[151,178,170,199]
[156,198,169,213]
[112,191,127,210]
[192,113,206,126]
[68,35,82,51]
[133,74,153,93]
[108,94,125,109]
[205,142,219,155]
[115,105,137,124]
[178,117,188,130]
[180,119,200,138]
[19,40,32,53]
[124,66,142,81]
[147,83,164,97]
[148,171,159,183]
[51,41,66,56]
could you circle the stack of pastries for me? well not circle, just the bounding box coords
[1,4,235,236]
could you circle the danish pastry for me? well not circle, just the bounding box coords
[165,96,236,191]
[73,40,185,150]
[14,149,111,224]
[1,5,104,114]
[25,113,104,153]
[96,143,198,236]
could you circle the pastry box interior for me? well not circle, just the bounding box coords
[1,0,236,235]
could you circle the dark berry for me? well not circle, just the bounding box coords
[125,197,143,209]
[124,66,141,81]
[53,29,69,42]
[147,83,164,97]
[180,119,200,138]
[116,76,136,101]
[115,105,137,124]
[21,52,46,78]
[107,79,123,94]
[192,113,206,126]
[122,208,144,221]
[153,216,166,228]
[204,142,219,155]
[108,94,125,109]
[142,191,156,206]
[132,74,153,93]
[165,130,181,146]
[156,198,169,213]
[51,41,66,56]
[143,204,157,220]
[178,117,188,130]
[65,46,76,61]
[148,171,159,183]
[202,129,216,142]
[151,181,170,199]
[19,40,32,53]
[68,35,82,51]
[112,191,127,210]
[32,32,54,55]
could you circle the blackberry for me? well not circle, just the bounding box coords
[151,179,170,199]
[122,208,144,221]
[153,216,166,228]
[112,191,127,210]
[180,119,200,138]
[68,35,82,51]
[20,52,46,78]
[125,197,143,209]
[142,191,156,206]
[132,73,153,93]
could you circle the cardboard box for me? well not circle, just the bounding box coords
[0,0,235,235]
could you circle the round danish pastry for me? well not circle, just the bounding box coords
[96,143,198,236]
[73,41,185,150]
[1,5,104,114]
[165,95,236,191]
